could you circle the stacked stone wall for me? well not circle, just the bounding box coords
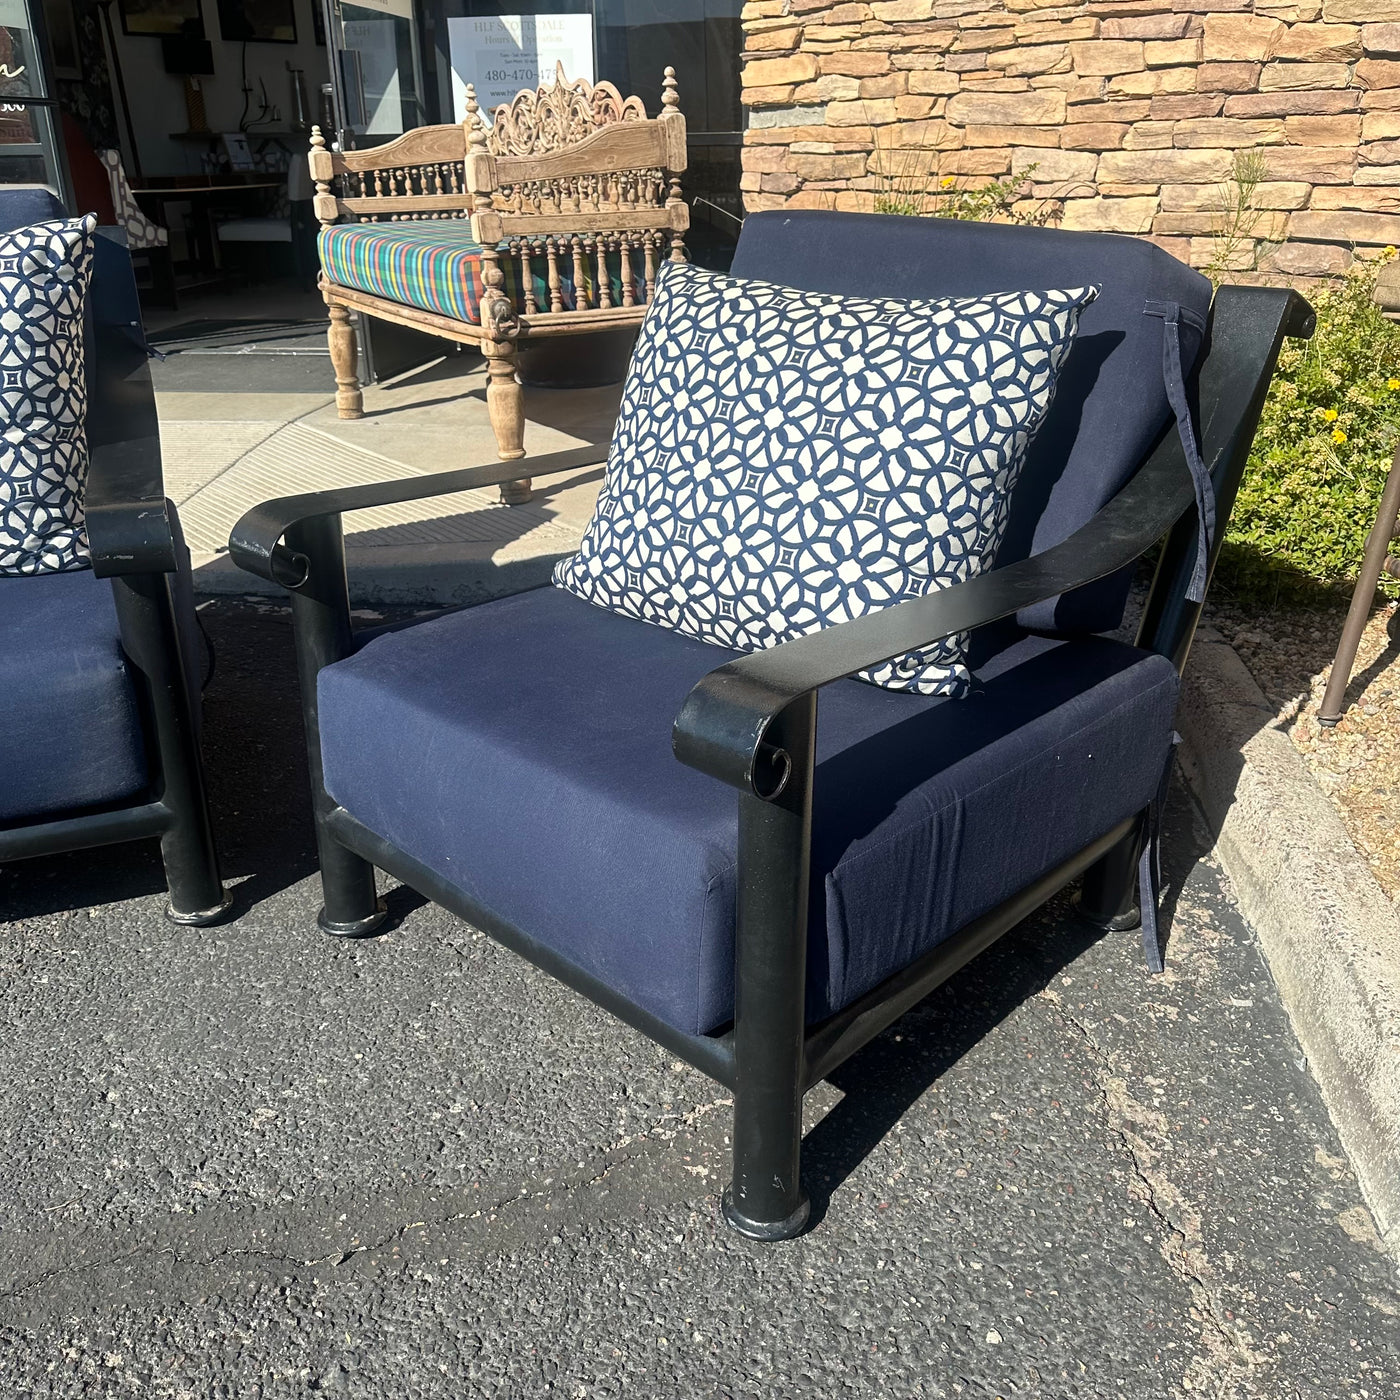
[740,0,1400,278]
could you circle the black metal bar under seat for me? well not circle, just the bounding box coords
[0,801,172,863]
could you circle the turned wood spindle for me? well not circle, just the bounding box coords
[571,235,588,310]
[546,237,563,313]
[621,234,636,308]
[518,239,537,315]
[595,235,612,310]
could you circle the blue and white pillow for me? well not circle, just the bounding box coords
[0,214,97,575]
[554,262,1096,694]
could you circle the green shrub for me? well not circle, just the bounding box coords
[1218,252,1400,604]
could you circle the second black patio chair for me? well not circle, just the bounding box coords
[230,211,1311,1239]
[0,187,228,925]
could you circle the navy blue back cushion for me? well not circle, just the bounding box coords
[731,211,1213,634]
[0,185,66,232]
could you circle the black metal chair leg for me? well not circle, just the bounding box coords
[1077,817,1144,932]
[110,573,231,925]
[723,696,815,1241]
[285,514,387,937]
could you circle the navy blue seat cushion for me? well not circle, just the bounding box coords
[0,568,147,822]
[318,587,1179,1037]
[730,211,1213,635]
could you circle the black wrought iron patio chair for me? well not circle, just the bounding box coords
[229,211,1311,1239]
[0,188,229,925]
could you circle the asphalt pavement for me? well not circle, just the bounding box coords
[0,598,1397,1398]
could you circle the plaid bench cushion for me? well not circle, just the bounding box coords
[318,221,644,326]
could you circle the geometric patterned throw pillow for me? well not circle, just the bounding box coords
[0,214,97,575]
[553,262,1096,695]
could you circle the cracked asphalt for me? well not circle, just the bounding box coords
[1,598,1398,1398]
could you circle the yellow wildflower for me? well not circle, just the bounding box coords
[1389,378,1400,391]
[941,176,955,187]
[1322,408,1339,421]
[1332,428,1347,444]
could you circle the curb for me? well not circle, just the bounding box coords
[1177,627,1400,1254]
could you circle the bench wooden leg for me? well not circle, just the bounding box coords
[328,301,363,420]
[483,336,531,504]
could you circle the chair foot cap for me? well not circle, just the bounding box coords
[721,1188,810,1242]
[318,901,389,938]
[1318,715,1340,729]
[166,891,234,927]
[1079,904,1142,933]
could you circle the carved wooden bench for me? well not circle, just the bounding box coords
[309,66,688,503]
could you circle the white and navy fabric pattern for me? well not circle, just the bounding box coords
[0,214,97,575]
[554,262,1096,694]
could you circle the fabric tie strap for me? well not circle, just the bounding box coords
[1145,301,1212,604]
[1138,730,1182,974]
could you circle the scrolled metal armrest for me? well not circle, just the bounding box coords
[227,441,611,586]
[672,437,1195,796]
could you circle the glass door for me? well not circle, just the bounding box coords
[324,0,428,147]
[0,0,73,203]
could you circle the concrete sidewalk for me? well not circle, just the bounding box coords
[0,600,1397,1397]
[155,339,616,605]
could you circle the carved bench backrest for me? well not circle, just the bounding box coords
[309,64,688,322]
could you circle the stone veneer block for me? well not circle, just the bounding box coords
[1264,240,1353,275]
[1151,94,1225,118]
[1059,195,1157,231]
[1364,25,1400,55]
[1291,209,1400,241]
[1202,13,1285,60]
[1258,61,1353,89]
[1173,116,1287,145]
[1010,146,1100,180]
[1273,22,1361,61]
[1224,89,1360,115]
[1060,122,1130,149]
[1325,0,1400,22]
[1160,180,1311,209]
[945,89,1067,123]
[1196,62,1263,92]
[1264,147,1359,180]
[1145,39,1203,67]
[1123,121,1177,148]
[1102,15,1192,40]
[1067,40,1146,75]
[1098,147,1236,181]
[1284,113,1363,143]
[1359,60,1400,90]
[1311,184,1400,210]
[1364,111,1400,140]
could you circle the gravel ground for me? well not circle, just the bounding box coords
[1213,596,1400,903]
[1,599,1397,1398]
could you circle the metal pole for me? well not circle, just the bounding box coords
[1319,445,1400,727]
